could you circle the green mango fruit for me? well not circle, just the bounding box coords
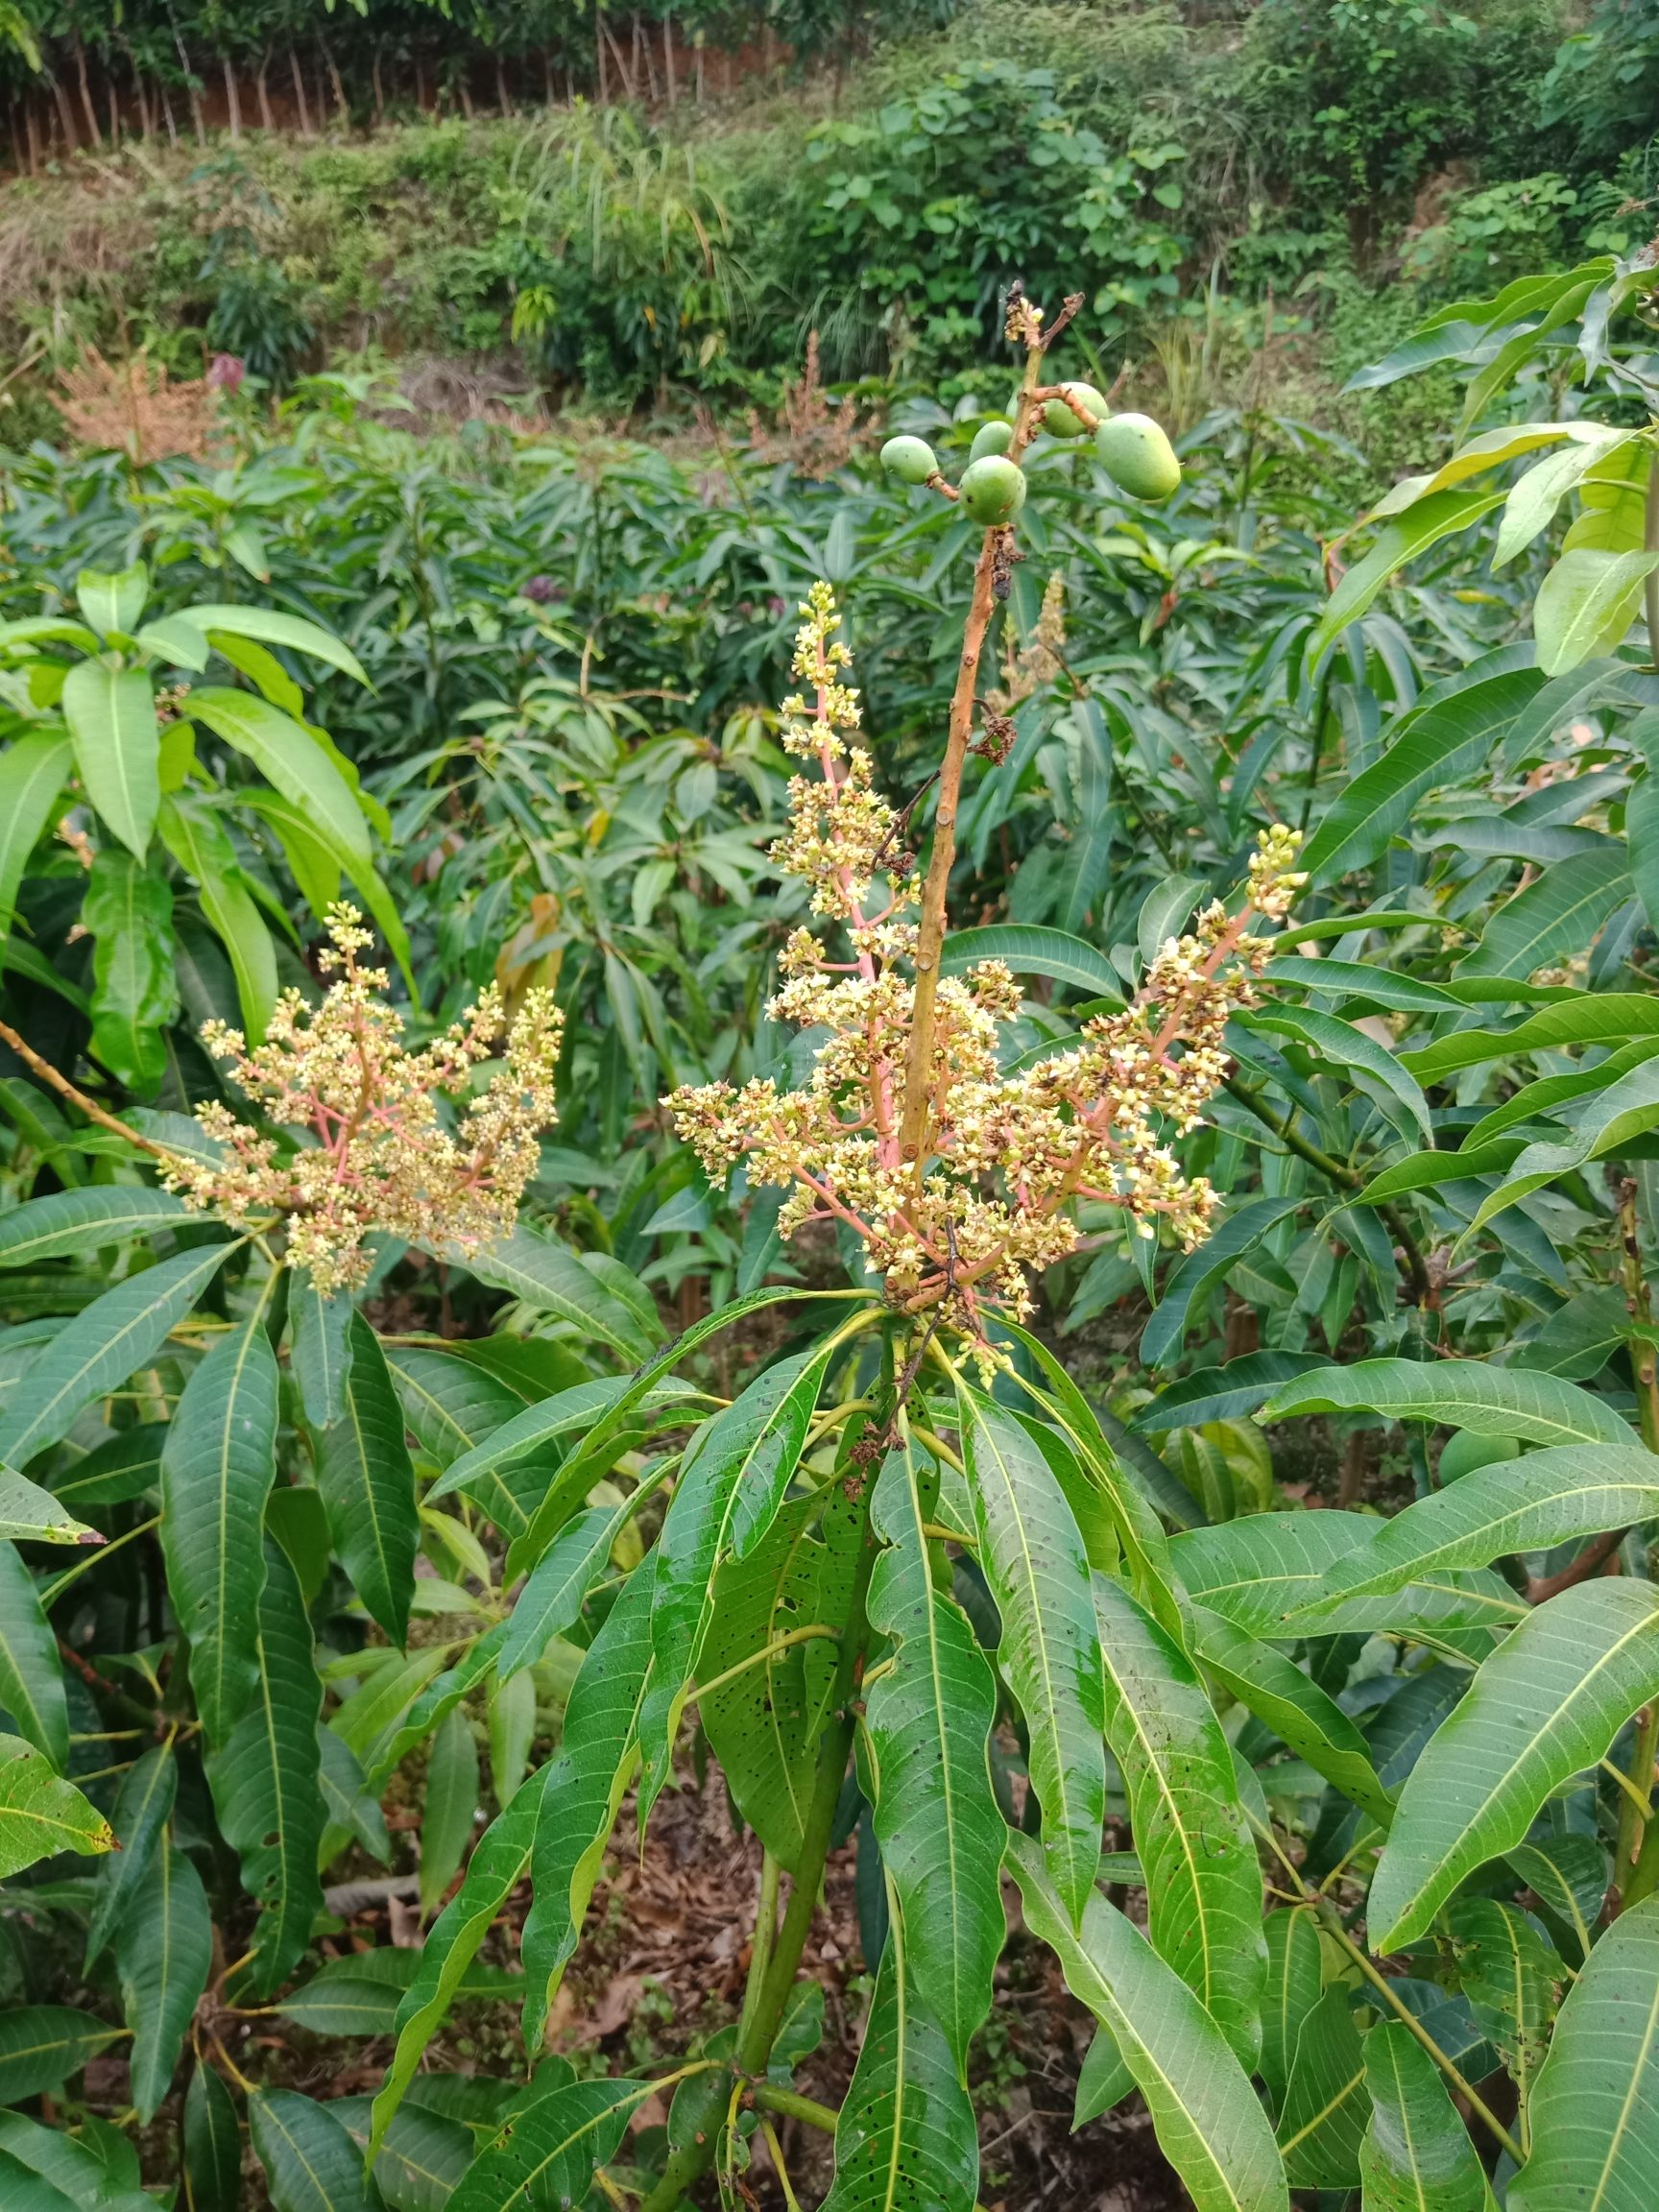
[959,454,1027,527]
[879,435,938,486]
[1437,1430,1524,1483]
[969,419,1014,463]
[1094,413,1181,500]
[1043,380,1109,439]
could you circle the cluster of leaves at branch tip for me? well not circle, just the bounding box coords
[161,902,563,1290]
[668,584,1305,1353]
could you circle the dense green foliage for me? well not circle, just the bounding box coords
[8,129,1659,2211]
[2,0,1657,422]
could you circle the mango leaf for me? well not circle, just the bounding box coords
[1008,1831,1288,2212]
[290,1272,355,1431]
[1503,1835,1608,1960]
[498,1475,663,1681]
[1405,993,1659,1084]
[0,2107,144,2205]
[1300,657,1541,885]
[84,1741,176,1967]
[1450,1898,1559,2107]
[520,1558,659,2052]
[1281,1443,1659,1623]
[0,1469,99,1548]
[183,689,372,867]
[639,1341,830,1818]
[0,731,73,937]
[1094,1577,1264,2066]
[1507,1891,1659,2212]
[1358,2019,1492,2210]
[939,924,1123,1001]
[61,661,159,859]
[443,1223,658,1362]
[177,604,371,687]
[118,1840,211,2122]
[1495,431,1635,569]
[1463,1058,1659,1234]
[1260,1906,1322,2113]
[207,1541,325,1993]
[249,2089,375,2212]
[1257,1358,1631,1450]
[183,2063,245,2212]
[419,1706,479,1916]
[1533,547,1659,676]
[863,1439,1002,2076]
[372,1759,559,2155]
[1244,1007,1430,1139]
[1457,846,1634,979]
[700,1492,862,1873]
[158,795,278,1040]
[1370,1580,1659,1949]
[1073,2025,1134,2126]
[0,2008,124,2103]
[0,1187,190,1269]
[331,2096,471,2212]
[1309,491,1509,659]
[0,1542,67,1768]
[76,563,150,637]
[82,852,177,1095]
[821,1919,979,2212]
[960,1391,1106,1927]
[1142,1196,1306,1367]
[1276,1986,1370,2188]
[1190,1607,1393,1822]
[161,1313,280,1746]
[370,1623,510,1787]
[1132,1354,1329,1435]
[311,1315,419,1647]
[0,1734,113,1881]
[1171,1511,1378,1634]
[446,2079,647,2212]
[0,1243,232,1471]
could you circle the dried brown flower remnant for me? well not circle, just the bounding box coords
[667,586,1307,1344]
[56,347,224,466]
[162,904,563,1292]
[986,571,1068,715]
[745,333,874,480]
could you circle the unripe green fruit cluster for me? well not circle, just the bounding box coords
[878,396,1182,513]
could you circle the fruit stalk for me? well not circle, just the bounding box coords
[898,333,1046,1173]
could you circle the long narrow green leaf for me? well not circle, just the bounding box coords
[1245,1006,1431,1139]
[0,1467,98,1547]
[1261,1907,1322,2113]
[0,2008,124,2104]
[520,1557,658,2052]
[1370,1580,1659,1949]
[1402,994,1659,1081]
[639,1342,830,1817]
[84,1741,176,1967]
[1190,1607,1393,1822]
[1358,2019,1493,2210]
[311,1315,419,1647]
[183,2062,245,2212]
[1009,1831,1288,2211]
[0,1542,67,1768]
[0,731,73,936]
[1508,1892,1659,2212]
[1457,846,1633,979]
[1094,1576,1264,2064]
[0,1187,190,1268]
[183,688,371,867]
[1258,1358,1631,1449]
[447,2079,647,2212]
[0,1243,232,1470]
[960,1391,1106,1927]
[61,660,159,859]
[498,1476,662,1681]
[161,1313,279,1746]
[1142,1196,1306,1367]
[1277,1985,1370,2188]
[821,1916,980,2212]
[250,2088,374,2212]
[119,1839,212,2122]
[178,604,371,686]
[290,1272,354,1431]
[938,924,1123,1000]
[372,1760,558,2156]
[206,1541,325,1993]
[0,1735,113,1882]
[445,1222,657,1361]
[1283,1443,1659,1623]
[863,1438,1002,2076]
[83,850,177,1094]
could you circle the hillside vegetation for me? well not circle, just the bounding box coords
[2,0,1657,446]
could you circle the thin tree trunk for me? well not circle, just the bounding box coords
[457,68,474,117]
[51,72,80,152]
[222,54,241,138]
[372,45,385,122]
[108,72,121,144]
[289,44,312,133]
[128,45,153,138]
[317,33,348,124]
[9,111,26,178]
[595,10,608,100]
[255,50,275,132]
[73,35,103,146]
[663,12,676,105]
[414,54,426,113]
[637,13,660,103]
[603,16,634,97]
[176,27,206,144]
[694,39,704,104]
[495,56,513,114]
[158,79,178,147]
[27,99,44,171]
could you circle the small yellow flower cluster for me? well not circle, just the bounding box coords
[667,587,1305,1340]
[163,904,563,1292]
